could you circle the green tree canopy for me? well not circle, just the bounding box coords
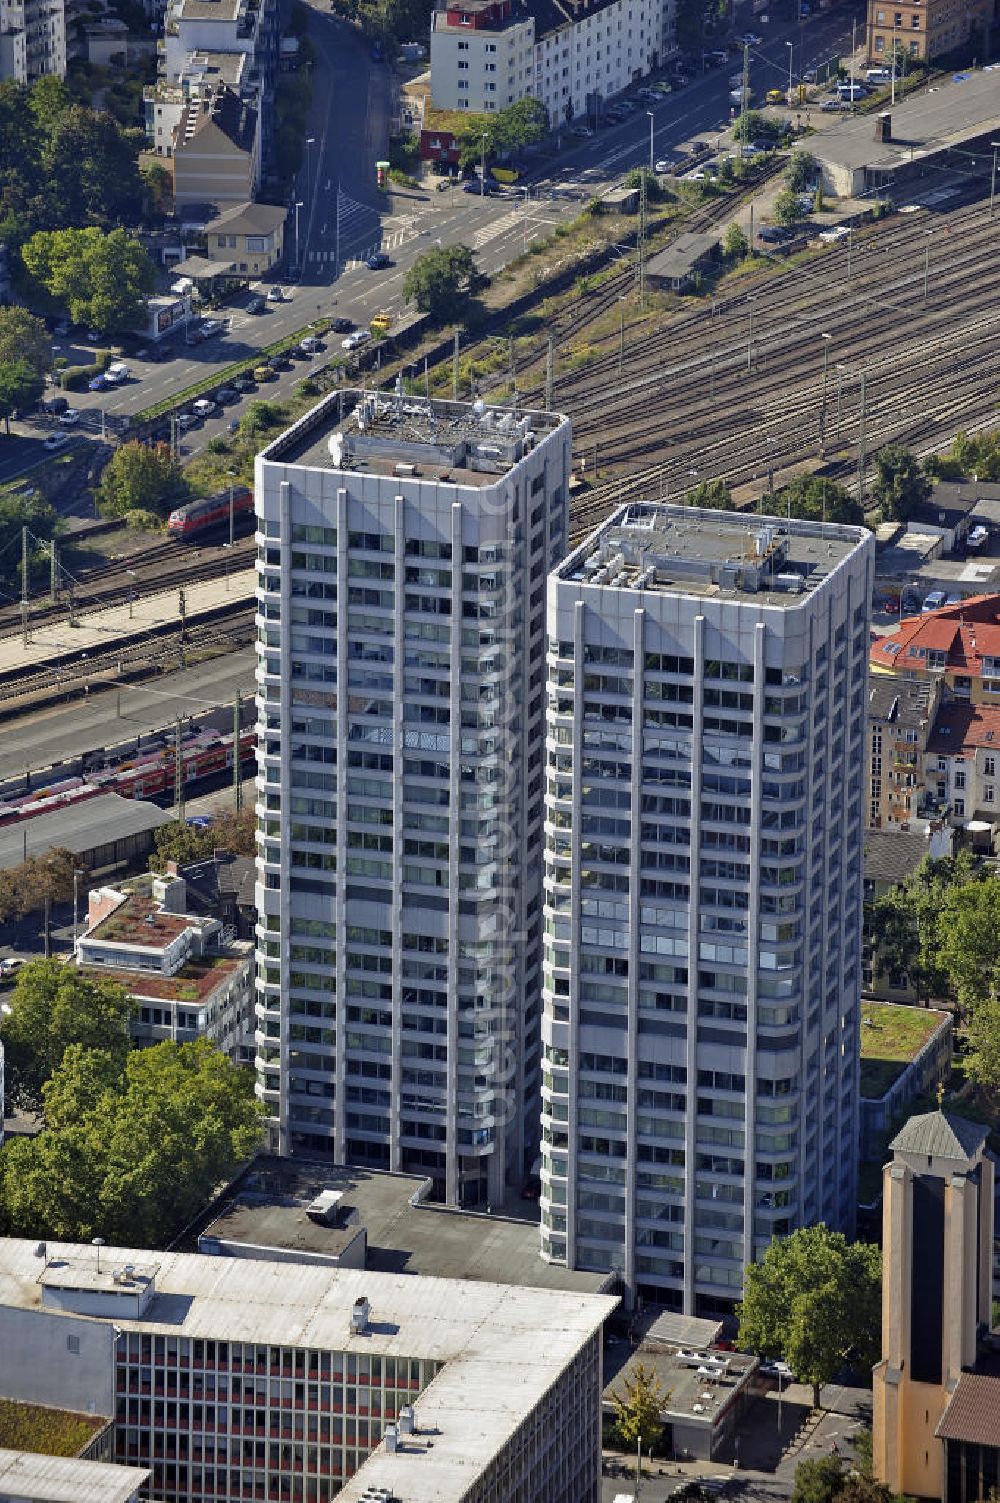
[723,222,750,261]
[0,491,58,595]
[451,97,549,167]
[773,187,804,228]
[868,851,978,1005]
[687,478,734,509]
[96,440,186,518]
[403,244,482,319]
[871,444,931,522]
[21,226,155,335]
[0,358,45,433]
[772,474,864,526]
[924,429,1000,483]
[0,846,77,923]
[610,1362,665,1457]
[153,806,255,866]
[1,1039,263,1243]
[785,150,816,194]
[737,1224,882,1408]
[0,958,135,1114]
[0,307,52,378]
[792,1456,846,1503]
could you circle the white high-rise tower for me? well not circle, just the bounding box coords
[254,388,570,1207]
[540,502,873,1313]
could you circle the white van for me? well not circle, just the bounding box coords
[105,361,130,384]
[865,66,892,83]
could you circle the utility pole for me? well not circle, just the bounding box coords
[49,539,57,603]
[747,298,755,373]
[544,333,554,411]
[452,329,460,400]
[991,143,1000,220]
[174,717,185,822]
[709,299,718,399]
[20,526,29,647]
[923,232,931,307]
[229,483,235,550]
[858,364,868,504]
[740,42,750,160]
[508,336,517,410]
[637,168,647,312]
[179,587,187,670]
[233,692,243,812]
[618,301,625,376]
[819,333,831,451]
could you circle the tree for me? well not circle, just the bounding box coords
[871,444,931,522]
[785,149,816,194]
[737,1224,882,1409]
[868,852,976,1003]
[772,474,864,526]
[792,1456,846,1503]
[96,440,186,518]
[0,1039,263,1244]
[153,805,256,866]
[403,244,482,319]
[0,959,135,1113]
[610,1362,665,1458]
[0,307,51,379]
[0,358,45,433]
[238,401,287,441]
[773,188,804,228]
[21,226,155,335]
[687,478,734,509]
[140,159,172,216]
[0,846,78,922]
[0,491,58,595]
[723,222,750,261]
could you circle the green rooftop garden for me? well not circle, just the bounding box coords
[859,1002,950,1099]
[0,1399,108,1456]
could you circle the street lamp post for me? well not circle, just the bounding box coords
[92,1237,105,1275]
[990,142,1000,219]
[786,40,794,103]
[647,110,655,172]
[891,19,897,104]
[293,199,304,273]
[480,132,488,198]
[747,297,755,373]
[923,230,932,307]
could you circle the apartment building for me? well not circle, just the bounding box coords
[922,700,1000,834]
[867,674,938,829]
[867,0,994,64]
[144,48,250,161]
[254,390,571,1208]
[0,1239,615,1503]
[76,876,254,1062]
[870,594,1000,705]
[172,83,259,209]
[159,0,278,174]
[430,0,662,120]
[540,503,873,1314]
[0,0,65,81]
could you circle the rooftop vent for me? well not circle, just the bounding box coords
[384,1424,399,1453]
[874,111,891,142]
[399,1405,415,1436]
[351,1296,370,1335]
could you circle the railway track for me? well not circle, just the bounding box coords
[0,536,258,641]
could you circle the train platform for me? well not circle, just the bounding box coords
[0,569,256,681]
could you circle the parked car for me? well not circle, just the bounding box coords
[299,335,324,354]
[923,590,947,612]
[105,361,130,384]
[268,353,293,370]
[86,328,102,342]
[331,317,354,333]
[342,330,370,351]
[215,386,239,404]
[247,295,266,313]
[192,397,218,417]
[43,431,69,451]
[366,251,393,269]
[59,409,81,426]
[88,374,110,391]
[233,374,256,393]
[802,66,818,83]
[43,395,68,414]
[253,365,277,382]
[738,31,762,45]
[654,158,671,173]
[758,225,793,243]
[267,286,285,302]
[176,412,200,430]
[200,319,223,338]
[968,525,990,551]
[819,225,851,243]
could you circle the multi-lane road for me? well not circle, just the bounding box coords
[12,0,864,497]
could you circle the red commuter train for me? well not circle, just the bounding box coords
[168,486,254,540]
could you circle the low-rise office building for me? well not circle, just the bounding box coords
[0,1450,149,1503]
[76,876,254,1062]
[205,200,286,277]
[0,1239,617,1503]
[866,0,993,64]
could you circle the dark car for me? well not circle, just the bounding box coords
[269,353,293,370]
[215,386,239,404]
[758,225,794,243]
[331,317,354,334]
[246,295,266,313]
[233,373,256,393]
[366,251,393,269]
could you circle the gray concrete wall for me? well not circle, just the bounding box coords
[0,1305,115,1416]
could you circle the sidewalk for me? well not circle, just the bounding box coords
[0,569,256,679]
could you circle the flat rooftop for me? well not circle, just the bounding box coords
[201,1159,613,1294]
[859,1001,951,1098]
[604,1342,757,1429]
[0,1238,617,1503]
[0,793,173,870]
[0,1450,149,1503]
[87,892,191,946]
[0,1401,108,1460]
[558,502,867,605]
[260,388,567,486]
[815,69,1000,172]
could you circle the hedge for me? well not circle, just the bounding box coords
[60,349,114,390]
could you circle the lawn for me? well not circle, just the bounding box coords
[859,1001,950,1099]
[0,1399,108,1456]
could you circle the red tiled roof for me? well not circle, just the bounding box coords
[926,702,1000,757]
[870,595,1000,678]
[936,1372,1000,1446]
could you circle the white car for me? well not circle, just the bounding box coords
[655,158,671,173]
[192,398,218,417]
[342,330,370,351]
[105,361,130,384]
[58,409,81,426]
[819,225,851,243]
[176,412,200,430]
[299,335,323,353]
[43,432,69,451]
[200,320,223,338]
[738,31,763,44]
[968,525,990,551]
